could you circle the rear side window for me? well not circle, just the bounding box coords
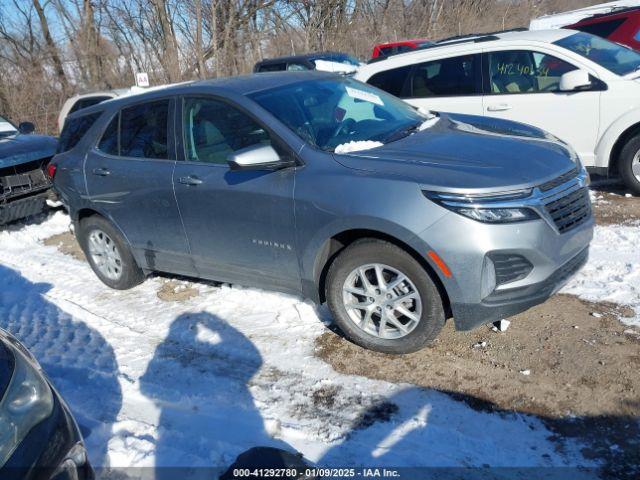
[97,100,170,159]
[98,114,119,156]
[57,112,101,153]
[367,65,412,96]
[407,54,480,97]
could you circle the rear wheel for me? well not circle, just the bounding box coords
[619,134,640,196]
[77,215,145,290]
[326,239,445,354]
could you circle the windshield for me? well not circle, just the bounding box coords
[313,53,360,67]
[554,32,640,76]
[0,115,17,136]
[250,78,424,152]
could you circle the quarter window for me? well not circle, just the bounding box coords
[488,50,577,94]
[182,98,272,165]
[57,112,101,153]
[408,54,480,97]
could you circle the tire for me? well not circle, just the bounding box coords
[325,239,445,354]
[619,134,640,196]
[77,215,145,290]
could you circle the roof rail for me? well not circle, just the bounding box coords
[436,27,528,44]
[364,27,529,65]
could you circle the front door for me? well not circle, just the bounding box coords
[173,96,300,292]
[84,99,194,275]
[482,49,601,165]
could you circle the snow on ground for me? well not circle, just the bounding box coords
[1,212,634,477]
[562,224,640,327]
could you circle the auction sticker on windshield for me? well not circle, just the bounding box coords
[345,86,384,106]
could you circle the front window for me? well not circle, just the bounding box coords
[250,78,424,152]
[182,97,272,165]
[488,50,578,94]
[554,32,640,76]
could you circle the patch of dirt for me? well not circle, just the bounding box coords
[42,231,85,261]
[316,294,640,478]
[590,180,640,226]
[156,280,199,302]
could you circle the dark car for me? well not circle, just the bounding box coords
[0,327,93,480]
[0,116,57,225]
[51,72,591,354]
[567,6,640,51]
[254,52,360,73]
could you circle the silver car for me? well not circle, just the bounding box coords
[51,72,593,353]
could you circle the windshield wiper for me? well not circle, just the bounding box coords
[381,121,422,144]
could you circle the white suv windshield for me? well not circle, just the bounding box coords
[554,32,640,76]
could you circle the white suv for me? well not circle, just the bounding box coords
[355,29,640,193]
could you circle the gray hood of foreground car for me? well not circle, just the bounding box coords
[0,133,58,168]
[333,113,577,193]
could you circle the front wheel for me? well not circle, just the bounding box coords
[325,239,445,354]
[618,135,640,196]
[77,215,145,290]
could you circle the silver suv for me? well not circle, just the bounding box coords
[51,72,593,353]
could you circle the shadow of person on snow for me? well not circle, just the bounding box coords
[0,264,122,469]
[140,311,293,480]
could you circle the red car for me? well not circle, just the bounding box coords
[371,38,433,59]
[568,6,640,51]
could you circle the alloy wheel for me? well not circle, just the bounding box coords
[87,229,123,281]
[342,263,422,339]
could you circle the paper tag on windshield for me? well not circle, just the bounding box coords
[345,86,383,106]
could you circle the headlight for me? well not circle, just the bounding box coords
[424,190,540,224]
[0,340,54,468]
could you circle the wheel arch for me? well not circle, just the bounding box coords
[608,122,640,177]
[311,228,452,319]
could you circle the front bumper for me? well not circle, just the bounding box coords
[419,190,593,331]
[451,246,589,330]
[0,190,49,225]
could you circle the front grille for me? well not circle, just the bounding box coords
[489,253,534,285]
[539,167,579,192]
[0,160,49,203]
[544,187,591,233]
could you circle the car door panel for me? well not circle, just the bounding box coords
[482,49,601,166]
[84,99,195,276]
[173,96,300,293]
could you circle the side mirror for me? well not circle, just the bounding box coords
[227,144,293,171]
[18,122,35,134]
[559,70,591,92]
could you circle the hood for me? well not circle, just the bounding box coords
[333,113,578,193]
[0,134,58,169]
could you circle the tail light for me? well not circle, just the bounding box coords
[46,163,57,180]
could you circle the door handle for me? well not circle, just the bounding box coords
[487,104,512,112]
[92,167,111,176]
[178,175,203,186]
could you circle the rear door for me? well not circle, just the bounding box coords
[481,49,601,165]
[84,98,195,275]
[366,53,484,115]
[173,96,300,291]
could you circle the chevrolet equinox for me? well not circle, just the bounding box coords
[51,72,593,353]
